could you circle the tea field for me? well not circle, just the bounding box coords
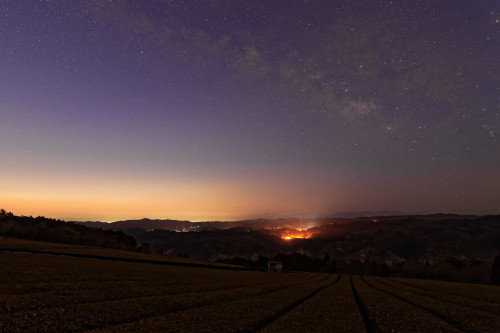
[0,238,499,332]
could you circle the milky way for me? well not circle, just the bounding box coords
[1,0,499,221]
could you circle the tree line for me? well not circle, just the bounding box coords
[217,251,500,285]
[0,209,139,251]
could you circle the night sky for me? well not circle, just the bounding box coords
[1,0,499,221]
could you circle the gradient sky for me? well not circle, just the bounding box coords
[1,0,499,221]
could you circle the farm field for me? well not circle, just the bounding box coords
[0,240,499,332]
[0,237,233,267]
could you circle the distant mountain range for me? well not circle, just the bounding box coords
[75,217,320,231]
[75,218,195,231]
[328,211,408,218]
[73,212,479,232]
[3,209,500,283]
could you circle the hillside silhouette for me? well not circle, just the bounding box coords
[122,215,500,283]
[2,209,500,283]
[0,209,137,251]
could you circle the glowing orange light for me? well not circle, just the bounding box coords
[281,233,306,240]
[280,228,315,240]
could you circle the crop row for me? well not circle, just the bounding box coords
[0,282,289,331]
[0,268,322,316]
[259,275,365,332]
[351,275,459,332]
[0,252,312,293]
[3,250,499,332]
[387,277,500,304]
[0,269,326,331]
[374,277,500,316]
[89,274,339,332]
[0,280,281,315]
[362,276,500,333]
[0,268,304,299]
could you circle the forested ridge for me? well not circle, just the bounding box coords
[0,209,137,251]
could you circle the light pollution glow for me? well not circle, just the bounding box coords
[281,228,314,240]
[1,2,499,222]
[2,155,499,222]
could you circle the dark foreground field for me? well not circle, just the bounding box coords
[0,240,499,332]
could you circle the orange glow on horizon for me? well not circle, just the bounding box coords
[281,228,313,240]
[0,164,337,222]
[282,235,304,240]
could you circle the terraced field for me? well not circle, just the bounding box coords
[0,241,499,332]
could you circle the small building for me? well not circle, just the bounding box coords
[268,261,283,272]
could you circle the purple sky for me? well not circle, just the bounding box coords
[1,0,499,221]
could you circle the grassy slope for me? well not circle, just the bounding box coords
[0,236,235,267]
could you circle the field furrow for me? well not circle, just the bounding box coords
[373,277,500,316]
[352,276,461,332]
[363,276,500,333]
[0,280,280,314]
[0,277,317,314]
[0,284,282,332]
[0,272,319,332]
[88,274,338,332]
[0,271,309,295]
[2,249,499,332]
[259,275,365,332]
[387,277,500,304]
